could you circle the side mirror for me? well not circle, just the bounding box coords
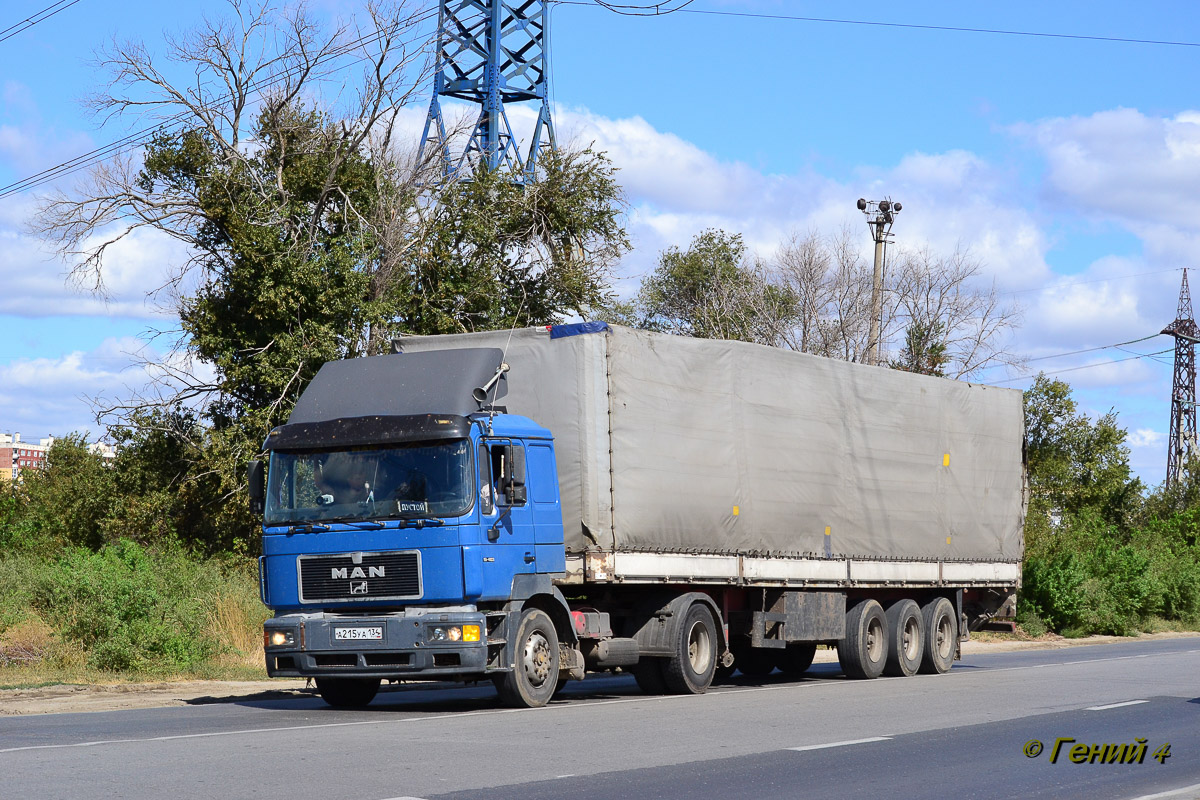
[508,484,528,506]
[247,460,265,514]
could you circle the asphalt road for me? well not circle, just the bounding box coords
[3,637,1199,800]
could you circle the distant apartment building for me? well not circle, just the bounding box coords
[0,432,116,483]
[0,433,52,483]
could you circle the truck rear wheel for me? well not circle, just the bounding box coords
[778,642,818,676]
[730,640,776,677]
[919,597,957,674]
[315,677,380,708]
[661,603,718,694]
[494,608,560,708]
[837,599,887,679]
[883,599,924,677]
[634,658,668,694]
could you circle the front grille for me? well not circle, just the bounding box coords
[298,550,422,603]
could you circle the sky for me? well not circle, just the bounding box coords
[1,0,1198,486]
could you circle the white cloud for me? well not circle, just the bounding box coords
[0,337,153,440]
[1128,428,1164,449]
[0,220,183,319]
[1018,108,1200,231]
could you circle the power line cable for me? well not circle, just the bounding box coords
[1020,334,1162,364]
[0,0,81,45]
[592,0,695,16]
[556,1,1200,49]
[990,348,1174,384]
[0,6,440,199]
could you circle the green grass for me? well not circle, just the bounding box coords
[0,539,270,682]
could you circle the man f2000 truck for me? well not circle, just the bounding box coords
[251,323,1025,708]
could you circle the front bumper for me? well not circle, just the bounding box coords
[265,610,490,679]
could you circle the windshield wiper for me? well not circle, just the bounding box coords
[288,523,331,533]
[335,520,385,530]
[397,518,445,529]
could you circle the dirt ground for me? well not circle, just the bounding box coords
[2,631,1197,717]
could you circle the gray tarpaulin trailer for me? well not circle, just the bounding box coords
[255,322,1027,710]
[395,323,1025,592]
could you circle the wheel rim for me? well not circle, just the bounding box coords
[686,620,712,675]
[936,615,953,660]
[522,631,552,687]
[903,617,920,661]
[866,617,884,662]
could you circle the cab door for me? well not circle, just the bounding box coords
[474,439,536,599]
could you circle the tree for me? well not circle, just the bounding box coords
[634,229,797,344]
[400,148,628,336]
[888,246,1022,379]
[769,226,875,361]
[890,321,950,376]
[35,1,428,426]
[31,1,629,552]
[1023,374,1142,526]
[748,226,1022,376]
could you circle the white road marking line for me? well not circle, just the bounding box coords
[1127,782,1200,800]
[786,736,892,752]
[378,796,429,800]
[1086,699,1149,711]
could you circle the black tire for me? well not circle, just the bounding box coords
[493,608,560,708]
[883,599,924,677]
[315,677,380,709]
[732,643,777,677]
[777,642,818,676]
[919,597,957,675]
[634,658,668,694]
[837,599,888,680]
[662,603,718,694]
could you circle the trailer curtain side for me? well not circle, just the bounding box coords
[395,325,1025,563]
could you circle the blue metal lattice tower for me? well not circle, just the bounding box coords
[419,0,555,183]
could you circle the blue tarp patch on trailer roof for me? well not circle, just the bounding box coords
[549,321,611,339]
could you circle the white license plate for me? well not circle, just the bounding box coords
[335,626,383,641]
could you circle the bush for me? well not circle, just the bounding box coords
[22,540,239,674]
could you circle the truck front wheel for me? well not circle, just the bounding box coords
[661,603,718,694]
[494,608,560,708]
[315,677,380,709]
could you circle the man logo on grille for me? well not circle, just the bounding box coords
[331,566,385,580]
[350,581,368,595]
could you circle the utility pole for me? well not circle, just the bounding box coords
[857,197,902,366]
[417,0,556,185]
[1163,269,1198,487]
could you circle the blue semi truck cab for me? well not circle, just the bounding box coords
[250,347,594,709]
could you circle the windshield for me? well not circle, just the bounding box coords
[264,439,473,526]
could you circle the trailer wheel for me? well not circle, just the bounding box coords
[837,599,888,679]
[662,603,718,694]
[493,608,560,708]
[315,677,380,709]
[919,597,957,675]
[883,599,924,677]
[778,643,818,676]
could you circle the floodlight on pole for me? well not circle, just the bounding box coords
[858,197,902,366]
